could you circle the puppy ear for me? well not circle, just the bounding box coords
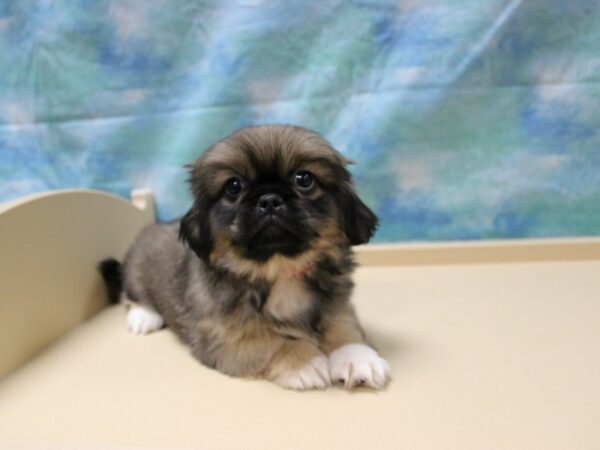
[179,201,213,260]
[339,182,379,245]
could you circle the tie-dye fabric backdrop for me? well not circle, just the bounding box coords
[1,0,599,242]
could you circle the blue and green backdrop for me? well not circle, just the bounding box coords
[1,0,599,242]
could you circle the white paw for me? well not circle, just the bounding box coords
[126,304,164,335]
[273,355,331,390]
[329,343,391,389]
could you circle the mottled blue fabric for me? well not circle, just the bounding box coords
[1,0,599,242]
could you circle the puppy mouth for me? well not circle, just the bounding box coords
[250,215,298,239]
[238,215,312,260]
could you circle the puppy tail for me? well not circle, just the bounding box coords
[98,258,123,305]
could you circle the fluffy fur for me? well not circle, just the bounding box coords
[101,125,390,390]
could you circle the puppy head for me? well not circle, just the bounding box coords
[180,125,377,273]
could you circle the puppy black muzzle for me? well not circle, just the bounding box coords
[257,193,286,216]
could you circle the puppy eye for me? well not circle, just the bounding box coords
[225,177,243,197]
[294,170,314,191]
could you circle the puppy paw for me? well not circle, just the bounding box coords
[273,355,331,391]
[329,343,391,390]
[126,304,164,335]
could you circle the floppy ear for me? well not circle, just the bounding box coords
[340,182,379,245]
[179,200,213,261]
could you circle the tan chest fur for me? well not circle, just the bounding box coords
[196,276,316,376]
[264,275,312,323]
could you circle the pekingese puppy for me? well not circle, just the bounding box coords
[100,125,390,390]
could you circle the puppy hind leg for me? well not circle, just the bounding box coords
[124,298,165,336]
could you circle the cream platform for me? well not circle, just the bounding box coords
[1,190,599,450]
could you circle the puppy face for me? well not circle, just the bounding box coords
[180,125,377,272]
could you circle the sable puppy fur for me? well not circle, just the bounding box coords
[101,125,391,390]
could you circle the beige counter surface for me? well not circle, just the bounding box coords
[1,259,599,450]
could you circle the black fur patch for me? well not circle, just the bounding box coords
[249,280,271,312]
[98,258,123,304]
[179,200,215,261]
[336,181,379,245]
[234,179,314,261]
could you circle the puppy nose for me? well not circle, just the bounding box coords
[257,193,284,214]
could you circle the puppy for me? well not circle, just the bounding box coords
[100,125,390,390]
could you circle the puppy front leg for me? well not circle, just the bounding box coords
[264,339,330,390]
[322,305,391,390]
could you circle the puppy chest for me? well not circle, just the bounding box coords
[263,277,313,323]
